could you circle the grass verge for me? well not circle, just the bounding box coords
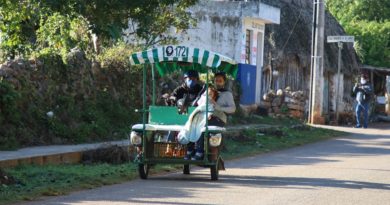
[0,125,345,204]
[221,125,345,160]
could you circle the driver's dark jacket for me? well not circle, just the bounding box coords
[171,83,203,105]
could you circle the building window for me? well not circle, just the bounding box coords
[245,29,252,64]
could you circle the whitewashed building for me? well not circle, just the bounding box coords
[178,0,280,105]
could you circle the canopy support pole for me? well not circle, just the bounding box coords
[204,71,209,163]
[142,64,147,134]
[152,64,156,105]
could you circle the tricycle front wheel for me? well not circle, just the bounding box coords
[138,163,150,179]
[183,164,190,175]
[210,161,219,180]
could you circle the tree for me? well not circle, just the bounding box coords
[326,0,390,67]
[0,0,198,59]
[127,0,197,47]
[0,1,41,58]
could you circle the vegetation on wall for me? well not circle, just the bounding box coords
[0,46,143,150]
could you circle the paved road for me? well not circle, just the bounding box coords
[21,123,390,205]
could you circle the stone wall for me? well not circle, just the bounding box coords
[0,49,143,149]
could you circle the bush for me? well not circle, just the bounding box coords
[36,13,92,60]
[0,81,20,123]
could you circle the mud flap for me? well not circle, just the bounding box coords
[218,157,225,171]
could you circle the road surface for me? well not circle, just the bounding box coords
[21,123,390,205]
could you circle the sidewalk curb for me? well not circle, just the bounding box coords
[0,152,83,168]
[0,124,289,168]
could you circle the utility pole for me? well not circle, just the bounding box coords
[309,0,326,124]
[308,0,317,124]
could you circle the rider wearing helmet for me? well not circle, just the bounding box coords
[170,70,203,109]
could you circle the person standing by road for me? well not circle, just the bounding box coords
[353,73,373,128]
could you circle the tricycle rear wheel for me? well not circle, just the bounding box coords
[138,163,150,179]
[183,164,190,175]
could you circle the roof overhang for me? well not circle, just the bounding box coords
[192,1,281,25]
[361,65,390,73]
[241,2,281,24]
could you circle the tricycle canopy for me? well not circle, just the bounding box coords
[129,45,238,77]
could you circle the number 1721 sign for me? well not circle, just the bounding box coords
[163,46,189,58]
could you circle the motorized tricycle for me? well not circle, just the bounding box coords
[129,45,238,180]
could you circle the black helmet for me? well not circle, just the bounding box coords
[183,70,199,79]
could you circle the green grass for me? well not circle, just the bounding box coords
[0,162,182,205]
[0,163,138,204]
[0,125,345,205]
[221,125,345,159]
[229,114,301,127]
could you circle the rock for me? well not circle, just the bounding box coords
[272,107,281,114]
[276,89,284,96]
[271,96,283,107]
[289,110,304,119]
[287,103,305,111]
[0,169,16,185]
[262,87,307,119]
[260,101,272,108]
[263,90,276,101]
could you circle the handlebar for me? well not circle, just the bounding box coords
[134,109,149,113]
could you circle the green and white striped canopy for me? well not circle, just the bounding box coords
[129,45,238,77]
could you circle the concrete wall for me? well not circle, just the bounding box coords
[177,0,280,104]
[176,0,280,64]
[178,12,242,62]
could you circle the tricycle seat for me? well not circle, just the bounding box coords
[148,105,195,125]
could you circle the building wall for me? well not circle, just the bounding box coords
[177,1,279,105]
[177,0,280,65]
[177,15,242,63]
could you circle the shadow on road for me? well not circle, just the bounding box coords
[55,173,389,205]
[219,175,390,190]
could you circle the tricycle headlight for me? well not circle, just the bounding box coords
[209,133,222,147]
[130,131,142,145]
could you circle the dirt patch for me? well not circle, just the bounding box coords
[82,145,133,164]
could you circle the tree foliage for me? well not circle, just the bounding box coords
[36,13,91,56]
[0,0,197,59]
[327,0,390,67]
